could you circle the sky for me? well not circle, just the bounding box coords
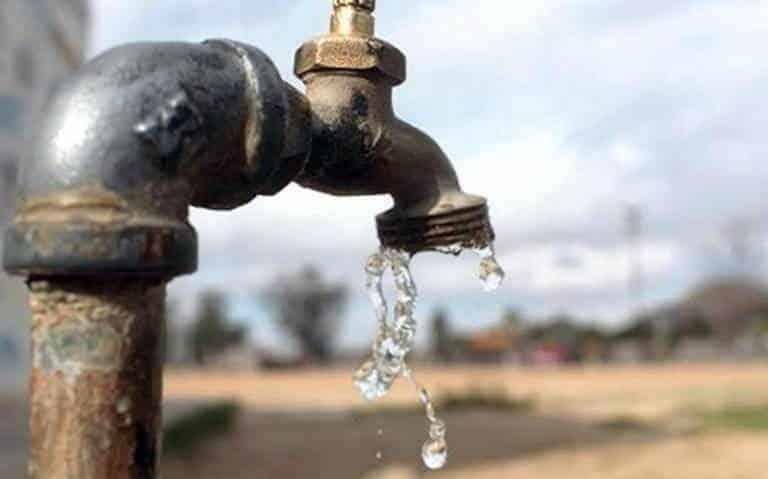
[87,0,768,352]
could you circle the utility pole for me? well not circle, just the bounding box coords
[624,203,666,358]
[624,203,645,316]
[721,217,762,277]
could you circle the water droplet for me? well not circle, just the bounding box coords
[365,252,389,276]
[418,388,432,406]
[422,438,448,470]
[479,257,505,291]
[378,428,384,437]
[376,450,383,461]
[475,244,505,292]
[354,359,388,401]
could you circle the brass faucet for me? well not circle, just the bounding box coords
[2,1,498,477]
[297,0,495,252]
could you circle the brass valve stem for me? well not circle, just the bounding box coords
[331,0,375,37]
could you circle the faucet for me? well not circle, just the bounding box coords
[2,1,497,477]
[295,0,495,252]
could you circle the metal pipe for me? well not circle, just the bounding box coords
[27,279,165,479]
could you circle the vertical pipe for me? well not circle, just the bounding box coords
[27,279,166,479]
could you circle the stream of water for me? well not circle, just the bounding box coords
[354,243,505,470]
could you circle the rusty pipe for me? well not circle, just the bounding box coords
[294,0,495,253]
[27,279,165,479]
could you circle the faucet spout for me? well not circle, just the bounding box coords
[294,1,495,253]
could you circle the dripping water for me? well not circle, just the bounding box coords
[404,366,448,470]
[355,242,505,470]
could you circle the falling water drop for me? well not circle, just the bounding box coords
[475,245,505,292]
[422,438,448,470]
[403,367,448,470]
[354,358,387,401]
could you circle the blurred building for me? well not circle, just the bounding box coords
[0,0,89,395]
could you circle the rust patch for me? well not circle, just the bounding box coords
[36,321,122,377]
[27,279,166,479]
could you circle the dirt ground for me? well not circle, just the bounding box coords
[161,363,768,479]
[5,363,768,478]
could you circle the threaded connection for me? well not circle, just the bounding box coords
[334,0,375,12]
[377,204,496,254]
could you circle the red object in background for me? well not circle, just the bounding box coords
[531,345,568,366]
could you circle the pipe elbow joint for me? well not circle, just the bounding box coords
[4,40,311,279]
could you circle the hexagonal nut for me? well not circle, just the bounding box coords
[295,35,406,85]
[334,0,375,11]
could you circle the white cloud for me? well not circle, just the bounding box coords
[393,0,555,50]
[507,241,680,292]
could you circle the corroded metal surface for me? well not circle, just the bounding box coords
[297,0,402,81]
[27,279,165,479]
[4,40,311,278]
[294,36,406,84]
[4,221,197,279]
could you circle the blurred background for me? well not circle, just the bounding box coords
[3,1,768,478]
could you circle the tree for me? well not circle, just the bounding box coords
[188,290,247,365]
[501,308,524,332]
[430,309,453,362]
[263,267,347,364]
[680,276,768,347]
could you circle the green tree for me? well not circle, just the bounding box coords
[430,309,453,362]
[263,267,347,364]
[188,291,247,365]
[501,308,524,332]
